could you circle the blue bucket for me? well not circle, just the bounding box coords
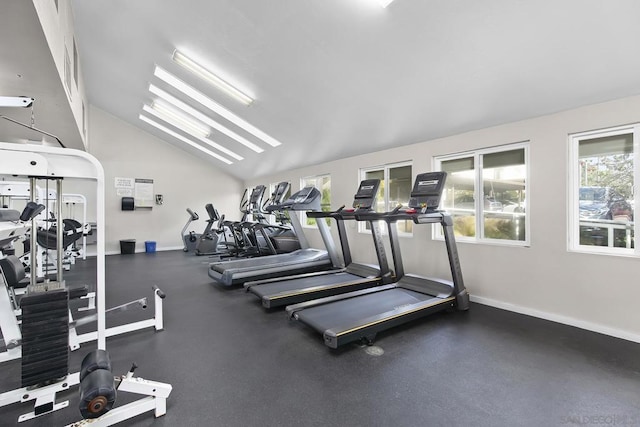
[144,241,157,253]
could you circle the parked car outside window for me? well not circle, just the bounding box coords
[579,187,633,221]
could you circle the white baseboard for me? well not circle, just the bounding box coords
[470,295,640,344]
[100,245,184,256]
[156,245,184,252]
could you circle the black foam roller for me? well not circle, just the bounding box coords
[80,349,112,382]
[78,369,116,419]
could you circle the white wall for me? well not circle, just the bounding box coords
[79,106,243,254]
[33,0,88,147]
[246,94,640,343]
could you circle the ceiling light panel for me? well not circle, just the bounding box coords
[172,50,254,106]
[139,114,233,165]
[148,84,264,153]
[154,66,282,147]
[142,104,243,161]
[151,100,210,138]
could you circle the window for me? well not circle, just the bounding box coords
[64,45,72,100]
[569,125,638,255]
[82,102,86,137]
[360,162,413,234]
[434,143,529,245]
[300,174,331,227]
[73,39,79,89]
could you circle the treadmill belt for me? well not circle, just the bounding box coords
[209,249,326,274]
[295,288,433,333]
[210,252,303,272]
[250,272,364,298]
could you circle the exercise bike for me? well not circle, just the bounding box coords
[194,204,228,256]
[181,208,200,252]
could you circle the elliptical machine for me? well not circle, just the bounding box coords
[222,186,267,258]
[257,182,301,253]
[181,208,200,252]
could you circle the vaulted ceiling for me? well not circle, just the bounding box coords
[4,1,640,180]
[0,1,82,150]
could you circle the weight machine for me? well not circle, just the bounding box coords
[0,141,172,424]
[0,181,90,274]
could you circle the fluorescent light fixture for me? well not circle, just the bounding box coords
[172,50,254,106]
[378,0,395,7]
[142,105,243,161]
[139,114,233,165]
[154,66,282,147]
[151,100,210,138]
[149,84,264,153]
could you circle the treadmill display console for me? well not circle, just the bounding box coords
[283,186,321,208]
[408,172,447,210]
[353,179,380,209]
[294,193,309,203]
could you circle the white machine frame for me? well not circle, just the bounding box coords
[68,286,165,350]
[0,142,172,424]
[0,271,21,361]
[63,193,89,260]
[0,282,165,364]
[0,365,172,425]
[0,183,90,270]
[0,96,33,108]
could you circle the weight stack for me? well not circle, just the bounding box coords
[20,288,70,388]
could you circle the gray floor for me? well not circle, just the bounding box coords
[2,250,640,426]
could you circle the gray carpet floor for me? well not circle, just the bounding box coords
[1,250,639,426]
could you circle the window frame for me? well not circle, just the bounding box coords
[433,142,530,246]
[568,124,639,256]
[358,160,413,236]
[299,173,331,228]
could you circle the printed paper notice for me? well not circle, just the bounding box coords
[115,177,135,189]
[134,178,154,208]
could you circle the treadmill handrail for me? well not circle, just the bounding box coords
[306,205,350,219]
[412,211,454,225]
[354,208,446,224]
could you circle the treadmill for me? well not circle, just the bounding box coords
[208,186,341,286]
[286,171,470,349]
[244,179,394,308]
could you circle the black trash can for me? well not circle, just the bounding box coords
[119,239,136,254]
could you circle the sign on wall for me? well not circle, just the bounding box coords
[114,177,134,197]
[134,178,154,208]
[114,177,154,208]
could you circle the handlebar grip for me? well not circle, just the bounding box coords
[152,285,166,299]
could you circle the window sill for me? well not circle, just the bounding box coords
[568,246,637,258]
[434,236,530,248]
[357,230,413,238]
